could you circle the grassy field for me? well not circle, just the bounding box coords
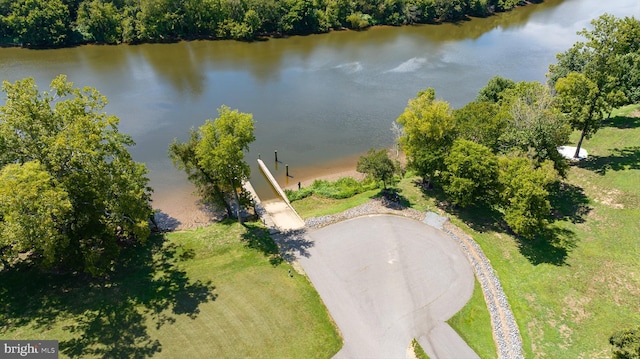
[0,221,342,358]
[445,104,640,358]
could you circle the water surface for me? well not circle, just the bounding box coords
[0,0,637,210]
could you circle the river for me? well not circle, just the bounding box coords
[0,0,638,224]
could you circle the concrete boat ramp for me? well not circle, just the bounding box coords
[243,159,305,232]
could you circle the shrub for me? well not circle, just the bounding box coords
[285,177,379,202]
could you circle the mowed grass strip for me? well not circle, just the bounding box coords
[292,189,379,219]
[447,279,495,358]
[0,221,341,359]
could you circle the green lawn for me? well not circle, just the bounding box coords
[291,189,380,218]
[447,279,496,358]
[445,104,640,358]
[0,221,341,358]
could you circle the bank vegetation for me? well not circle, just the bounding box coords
[1,0,537,47]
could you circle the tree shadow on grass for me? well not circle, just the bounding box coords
[548,181,591,224]
[601,114,640,129]
[421,182,506,234]
[0,234,216,358]
[241,222,288,265]
[411,178,581,266]
[577,146,640,175]
[517,226,577,266]
[374,188,410,210]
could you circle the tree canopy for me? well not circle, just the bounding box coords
[497,81,570,175]
[356,148,396,189]
[497,156,557,239]
[396,88,456,185]
[453,100,502,152]
[442,139,498,208]
[0,75,152,275]
[396,78,566,237]
[1,0,539,47]
[549,14,640,157]
[476,75,516,104]
[169,106,255,223]
[610,327,640,359]
[554,72,605,158]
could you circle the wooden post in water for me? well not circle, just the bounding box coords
[275,150,278,162]
[286,164,289,177]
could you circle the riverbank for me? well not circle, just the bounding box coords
[2,0,545,49]
[152,162,364,231]
[151,149,407,230]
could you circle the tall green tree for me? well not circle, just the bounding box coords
[5,0,71,47]
[396,88,456,186]
[476,75,515,104]
[136,0,184,40]
[549,14,640,155]
[0,75,152,275]
[356,148,396,189]
[0,161,72,269]
[498,81,570,175]
[574,14,640,105]
[76,0,122,43]
[554,72,606,159]
[442,139,498,207]
[169,106,255,223]
[497,156,557,239]
[453,100,503,152]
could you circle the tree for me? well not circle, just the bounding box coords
[549,15,640,146]
[497,156,557,239]
[136,0,184,40]
[476,75,515,103]
[76,0,122,43]
[280,0,322,34]
[356,148,396,189]
[610,327,640,359]
[183,0,222,36]
[498,81,570,175]
[574,14,640,106]
[390,121,404,159]
[554,72,606,159]
[169,106,255,224]
[0,75,152,275]
[452,100,503,152]
[442,139,498,207]
[5,0,71,47]
[396,88,456,186]
[0,161,72,269]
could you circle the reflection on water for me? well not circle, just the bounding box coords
[0,0,638,207]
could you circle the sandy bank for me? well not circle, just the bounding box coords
[152,164,364,231]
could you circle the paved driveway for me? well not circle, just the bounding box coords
[296,215,479,359]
